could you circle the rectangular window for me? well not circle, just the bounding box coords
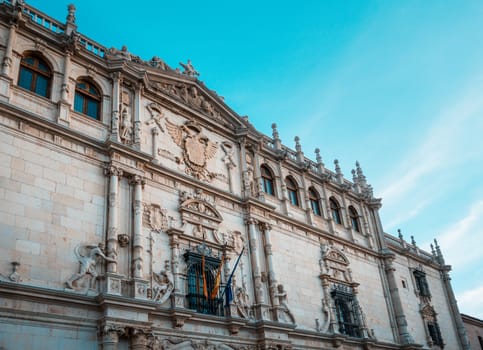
[331,285,362,338]
[427,322,443,346]
[413,270,431,297]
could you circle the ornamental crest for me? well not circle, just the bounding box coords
[166,119,218,181]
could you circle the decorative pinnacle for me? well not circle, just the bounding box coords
[430,243,435,255]
[352,169,357,183]
[294,136,302,152]
[398,229,403,240]
[271,123,280,140]
[315,148,323,165]
[66,4,76,23]
[411,236,416,246]
[334,159,342,175]
[356,161,367,185]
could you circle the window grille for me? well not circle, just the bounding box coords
[331,285,362,338]
[184,251,224,316]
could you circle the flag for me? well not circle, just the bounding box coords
[210,257,223,299]
[221,247,244,306]
[202,253,208,300]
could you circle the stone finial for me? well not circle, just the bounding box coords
[271,123,280,140]
[352,169,357,183]
[398,229,403,240]
[315,148,324,165]
[356,161,367,186]
[411,236,416,246]
[430,243,435,256]
[434,239,445,264]
[294,136,301,152]
[334,159,341,175]
[66,4,76,23]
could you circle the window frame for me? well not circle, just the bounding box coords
[285,176,299,207]
[261,165,276,196]
[349,206,360,232]
[74,78,102,120]
[330,197,343,225]
[17,53,52,98]
[308,187,322,216]
[331,286,362,338]
[184,251,224,316]
[413,269,431,298]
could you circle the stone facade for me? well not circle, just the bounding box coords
[0,1,472,349]
[461,314,483,350]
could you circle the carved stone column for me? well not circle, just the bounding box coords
[131,175,148,299]
[383,253,415,344]
[105,165,122,273]
[151,127,160,163]
[251,147,265,201]
[110,72,121,142]
[238,138,250,198]
[102,330,119,350]
[130,330,148,350]
[167,228,184,308]
[0,22,18,101]
[58,52,72,125]
[260,222,278,307]
[247,218,263,304]
[104,165,123,295]
[440,267,470,349]
[340,191,355,242]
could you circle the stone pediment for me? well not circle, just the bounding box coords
[179,198,222,225]
[148,76,247,131]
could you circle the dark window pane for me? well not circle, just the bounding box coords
[18,68,33,90]
[23,57,35,66]
[74,93,84,113]
[35,75,49,97]
[37,60,49,72]
[87,99,99,119]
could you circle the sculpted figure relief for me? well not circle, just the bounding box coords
[66,243,115,291]
[166,119,218,181]
[152,260,174,304]
[179,59,199,77]
[275,284,295,324]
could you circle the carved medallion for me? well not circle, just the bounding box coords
[143,204,169,232]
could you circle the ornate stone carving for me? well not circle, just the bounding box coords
[66,243,115,291]
[275,284,295,324]
[117,233,130,247]
[8,261,21,282]
[152,260,174,305]
[146,102,165,131]
[120,90,133,144]
[234,285,251,319]
[143,203,169,233]
[166,119,218,181]
[179,59,199,77]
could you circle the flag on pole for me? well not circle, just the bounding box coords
[202,253,208,300]
[222,247,244,306]
[210,257,224,299]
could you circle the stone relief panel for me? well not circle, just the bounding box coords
[66,243,115,292]
[143,203,169,233]
[151,80,234,128]
[166,119,218,182]
[151,260,174,305]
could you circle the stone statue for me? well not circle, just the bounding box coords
[179,59,199,77]
[275,284,295,324]
[152,260,174,304]
[234,286,251,318]
[66,243,115,290]
[120,107,132,143]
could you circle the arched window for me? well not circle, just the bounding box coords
[74,79,101,120]
[349,206,360,232]
[261,165,275,196]
[309,187,321,216]
[330,197,342,225]
[285,176,299,206]
[17,53,52,98]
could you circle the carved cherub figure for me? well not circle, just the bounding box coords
[152,261,174,304]
[275,284,295,324]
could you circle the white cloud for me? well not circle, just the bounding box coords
[457,284,483,319]
[378,83,483,228]
[437,200,483,269]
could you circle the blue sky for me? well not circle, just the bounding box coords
[32,1,483,318]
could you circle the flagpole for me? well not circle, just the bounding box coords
[220,247,245,304]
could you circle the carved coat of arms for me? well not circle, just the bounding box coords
[166,119,218,181]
